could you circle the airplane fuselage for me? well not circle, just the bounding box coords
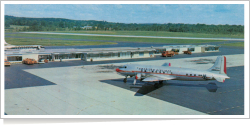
[116,64,217,81]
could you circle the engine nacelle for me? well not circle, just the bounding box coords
[162,63,171,67]
[135,73,142,80]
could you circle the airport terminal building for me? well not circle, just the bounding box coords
[4,44,220,63]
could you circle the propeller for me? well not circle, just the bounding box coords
[133,73,142,85]
[133,78,137,85]
[202,74,207,80]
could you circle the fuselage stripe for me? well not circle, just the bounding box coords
[117,70,209,78]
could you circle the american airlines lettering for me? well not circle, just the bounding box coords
[138,68,172,74]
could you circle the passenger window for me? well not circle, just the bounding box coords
[194,74,196,76]
[186,74,188,76]
[190,74,192,76]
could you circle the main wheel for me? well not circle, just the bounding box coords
[123,78,127,83]
[159,81,163,85]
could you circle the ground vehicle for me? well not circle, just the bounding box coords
[22,58,38,65]
[162,51,175,57]
[44,59,48,63]
[4,59,11,66]
[171,49,179,55]
[183,51,192,54]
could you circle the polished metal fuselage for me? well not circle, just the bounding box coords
[117,64,217,81]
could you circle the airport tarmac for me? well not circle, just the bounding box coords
[4,53,244,115]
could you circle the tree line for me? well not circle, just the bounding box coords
[5,15,244,34]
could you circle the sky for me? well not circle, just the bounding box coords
[4,4,244,25]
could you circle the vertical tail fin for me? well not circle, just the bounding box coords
[208,56,227,74]
[4,39,13,46]
[4,40,8,45]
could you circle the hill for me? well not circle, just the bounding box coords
[5,15,244,35]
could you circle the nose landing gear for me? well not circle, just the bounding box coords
[123,76,128,83]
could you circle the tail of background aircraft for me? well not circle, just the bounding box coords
[4,40,8,45]
[4,39,13,46]
[208,56,227,74]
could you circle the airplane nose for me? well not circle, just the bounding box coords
[116,68,121,72]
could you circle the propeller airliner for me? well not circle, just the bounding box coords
[116,56,230,88]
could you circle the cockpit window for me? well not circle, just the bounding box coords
[119,66,127,68]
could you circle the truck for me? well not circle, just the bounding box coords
[183,51,192,54]
[171,49,179,55]
[162,51,175,57]
[22,58,38,65]
[44,59,48,63]
[4,59,11,66]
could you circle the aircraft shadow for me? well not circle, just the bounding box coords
[134,82,218,96]
[100,78,218,96]
[133,83,164,96]
[165,82,219,92]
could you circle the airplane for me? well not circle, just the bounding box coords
[4,40,44,50]
[116,56,230,88]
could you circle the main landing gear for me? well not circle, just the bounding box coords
[154,81,163,88]
[123,75,164,89]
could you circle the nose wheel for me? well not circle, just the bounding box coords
[123,78,127,83]
[123,76,128,83]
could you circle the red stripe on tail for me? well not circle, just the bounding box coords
[224,56,227,74]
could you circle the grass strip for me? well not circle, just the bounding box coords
[33,30,244,38]
[220,42,244,47]
[5,38,117,46]
[5,33,226,45]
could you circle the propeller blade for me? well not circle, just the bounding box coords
[203,74,207,79]
[133,78,136,85]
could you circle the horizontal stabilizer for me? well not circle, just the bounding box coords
[214,77,225,83]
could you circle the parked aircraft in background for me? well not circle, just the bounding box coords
[4,40,44,50]
[116,56,230,88]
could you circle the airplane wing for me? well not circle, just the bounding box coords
[142,74,176,82]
